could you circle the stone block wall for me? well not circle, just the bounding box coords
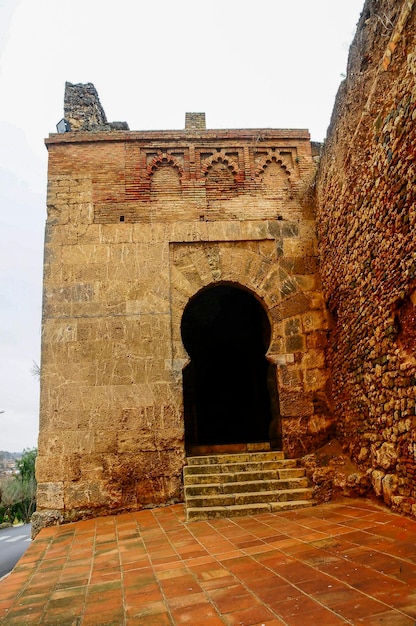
[35,96,333,527]
[316,0,416,516]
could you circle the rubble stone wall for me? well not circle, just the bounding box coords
[315,0,416,516]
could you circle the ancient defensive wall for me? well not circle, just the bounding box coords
[316,0,416,517]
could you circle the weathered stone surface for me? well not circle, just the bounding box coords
[31,510,64,540]
[371,470,385,499]
[374,442,398,471]
[36,482,64,509]
[64,82,129,132]
[303,440,372,503]
[316,0,416,518]
[382,473,398,506]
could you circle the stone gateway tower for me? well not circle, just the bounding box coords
[35,82,333,527]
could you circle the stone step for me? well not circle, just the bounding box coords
[183,449,315,522]
[184,459,298,476]
[185,477,310,497]
[186,487,314,508]
[186,500,315,521]
[184,467,306,485]
[187,442,271,456]
[187,451,286,466]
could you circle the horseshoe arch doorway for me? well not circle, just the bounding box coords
[181,283,280,452]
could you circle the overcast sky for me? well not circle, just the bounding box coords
[0,0,364,452]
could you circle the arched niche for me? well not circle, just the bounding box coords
[150,164,182,201]
[205,161,237,202]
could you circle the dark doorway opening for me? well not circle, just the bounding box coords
[181,283,279,451]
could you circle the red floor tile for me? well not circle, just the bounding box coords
[317,587,391,621]
[209,584,263,614]
[222,602,277,625]
[159,573,202,599]
[355,610,416,625]
[1,499,416,624]
[170,601,223,625]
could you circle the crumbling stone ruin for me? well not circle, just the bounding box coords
[63,82,129,132]
[34,0,415,531]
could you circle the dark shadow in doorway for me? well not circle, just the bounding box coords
[181,283,280,451]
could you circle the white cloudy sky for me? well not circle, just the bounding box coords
[0,0,363,452]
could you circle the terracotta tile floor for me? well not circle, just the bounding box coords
[1,499,416,625]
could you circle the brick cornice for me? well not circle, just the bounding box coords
[45,128,311,147]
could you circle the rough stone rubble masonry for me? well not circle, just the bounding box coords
[315,0,416,517]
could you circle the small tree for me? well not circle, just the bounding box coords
[16,476,37,523]
[15,448,38,523]
[0,477,21,522]
[15,448,37,482]
[0,449,38,524]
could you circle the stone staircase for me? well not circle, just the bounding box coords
[184,448,315,521]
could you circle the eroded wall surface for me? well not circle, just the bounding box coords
[316,0,416,516]
[35,102,332,526]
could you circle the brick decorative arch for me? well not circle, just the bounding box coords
[147,153,184,179]
[255,152,292,179]
[200,151,239,178]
